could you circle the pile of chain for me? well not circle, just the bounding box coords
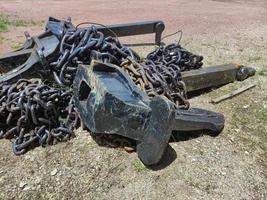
[0,79,79,155]
[0,19,204,154]
[50,26,139,85]
[146,43,203,71]
[121,43,203,108]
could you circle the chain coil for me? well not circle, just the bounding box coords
[0,79,79,154]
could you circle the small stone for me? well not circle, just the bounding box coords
[23,185,31,191]
[234,128,240,133]
[124,146,135,153]
[221,171,226,175]
[19,182,27,189]
[30,156,35,162]
[243,105,249,109]
[50,169,58,176]
[0,170,4,174]
[35,177,41,184]
[229,137,235,142]
[245,151,249,155]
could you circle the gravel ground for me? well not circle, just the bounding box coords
[0,0,266,199]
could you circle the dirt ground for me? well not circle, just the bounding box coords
[0,0,266,199]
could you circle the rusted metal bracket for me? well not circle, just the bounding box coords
[73,61,225,165]
[181,63,256,92]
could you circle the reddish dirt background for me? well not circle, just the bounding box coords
[0,0,267,43]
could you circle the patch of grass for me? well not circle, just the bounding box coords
[0,36,4,44]
[208,82,243,99]
[36,192,51,200]
[258,69,267,76]
[0,15,42,32]
[187,176,201,189]
[9,41,23,49]
[231,103,267,159]
[0,37,24,50]
[12,19,41,27]
[131,159,148,172]
[12,19,30,27]
[185,175,213,192]
[0,16,12,32]
[0,20,8,32]
[248,55,262,63]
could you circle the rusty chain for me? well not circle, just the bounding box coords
[121,43,203,108]
[90,133,136,153]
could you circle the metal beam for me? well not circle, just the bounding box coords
[181,64,256,92]
[96,21,165,45]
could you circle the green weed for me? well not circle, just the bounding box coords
[9,41,23,49]
[258,69,267,76]
[131,159,148,172]
[0,15,42,32]
[0,20,9,32]
[0,36,5,44]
